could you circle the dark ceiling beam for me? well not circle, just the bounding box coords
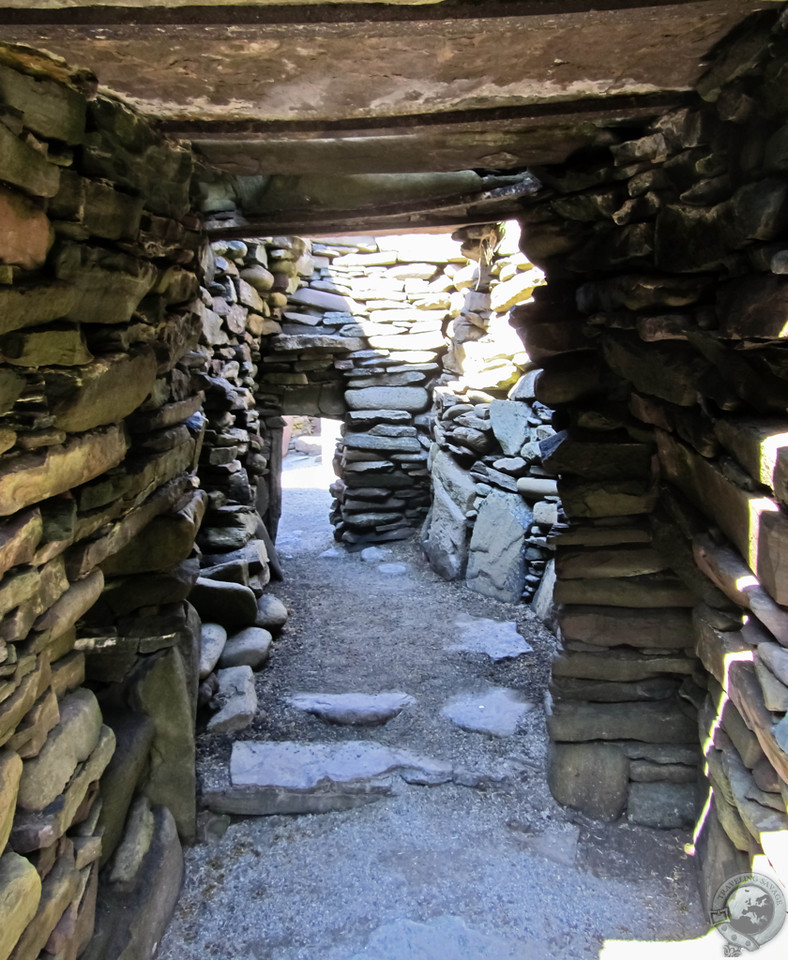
[204,175,543,238]
[163,91,693,140]
[0,0,746,27]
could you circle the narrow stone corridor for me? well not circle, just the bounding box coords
[157,455,708,959]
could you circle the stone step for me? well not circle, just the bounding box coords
[203,740,452,816]
[441,687,533,737]
[285,692,416,726]
[445,614,533,660]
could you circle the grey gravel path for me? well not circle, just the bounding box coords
[157,454,710,960]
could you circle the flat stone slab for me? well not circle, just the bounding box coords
[204,740,453,815]
[232,740,450,790]
[345,916,537,960]
[286,692,415,726]
[445,614,533,660]
[360,546,388,562]
[441,687,533,737]
[378,562,409,576]
[510,822,580,868]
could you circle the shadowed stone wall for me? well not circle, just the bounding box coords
[517,9,788,909]
[0,48,205,960]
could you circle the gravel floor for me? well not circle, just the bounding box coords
[157,454,711,960]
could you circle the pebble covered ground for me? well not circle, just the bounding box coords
[157,454,712,960]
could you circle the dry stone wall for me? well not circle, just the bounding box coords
[517,7,788,908]
[0,49,206,960]
[209,228,562,557]
[187,236,291,740]
[423,225,562,605]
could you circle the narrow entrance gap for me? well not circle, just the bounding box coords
[277,416,339,559]
[157,229,710,960]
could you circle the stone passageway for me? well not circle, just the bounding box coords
[1,9,788,959]
[157,454,707,959]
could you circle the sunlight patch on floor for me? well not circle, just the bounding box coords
[600,928,788,958]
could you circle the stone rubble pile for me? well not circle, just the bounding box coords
[0,53,204,960]
[516,10,788,906]
[422,226,560,604]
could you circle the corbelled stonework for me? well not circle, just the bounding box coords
[0,2,786,956]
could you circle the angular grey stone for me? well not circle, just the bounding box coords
[81,806,182,960]
[441,687,532,736]
[255,594,288,631]
[346,409,412,427]
[190,578,258,629]
[466,490,532,603]
[423,449,478,580]
[127,646,197,841]
[343,432,421,454]
[290,286,359,313]
[287,692,415,726]
[628,782,696,828]
[97,712,155,866]
[423,482,469,581]
[346,386,429,413]
[774,713,788,753]
[489,399,532,456]
[199,623,227,680]
[547,742,629,821]
[207,666,257,734]
[218,627,273,670]
[445,614,532,660]
[530,559,556,627]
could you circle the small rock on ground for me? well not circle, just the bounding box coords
[255,594,288,630]
[206,666,257,734]
[286,691,416,725]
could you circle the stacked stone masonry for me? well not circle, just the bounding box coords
[517,8,788,911]
[206,227,556,570]
[422,223,561,604]
[1,10,788,957]
[0,49,206,960]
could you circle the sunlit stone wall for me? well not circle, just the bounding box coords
[517,9,788,908]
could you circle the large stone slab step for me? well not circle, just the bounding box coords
[286,692,415,726]
[203,740,452,816]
